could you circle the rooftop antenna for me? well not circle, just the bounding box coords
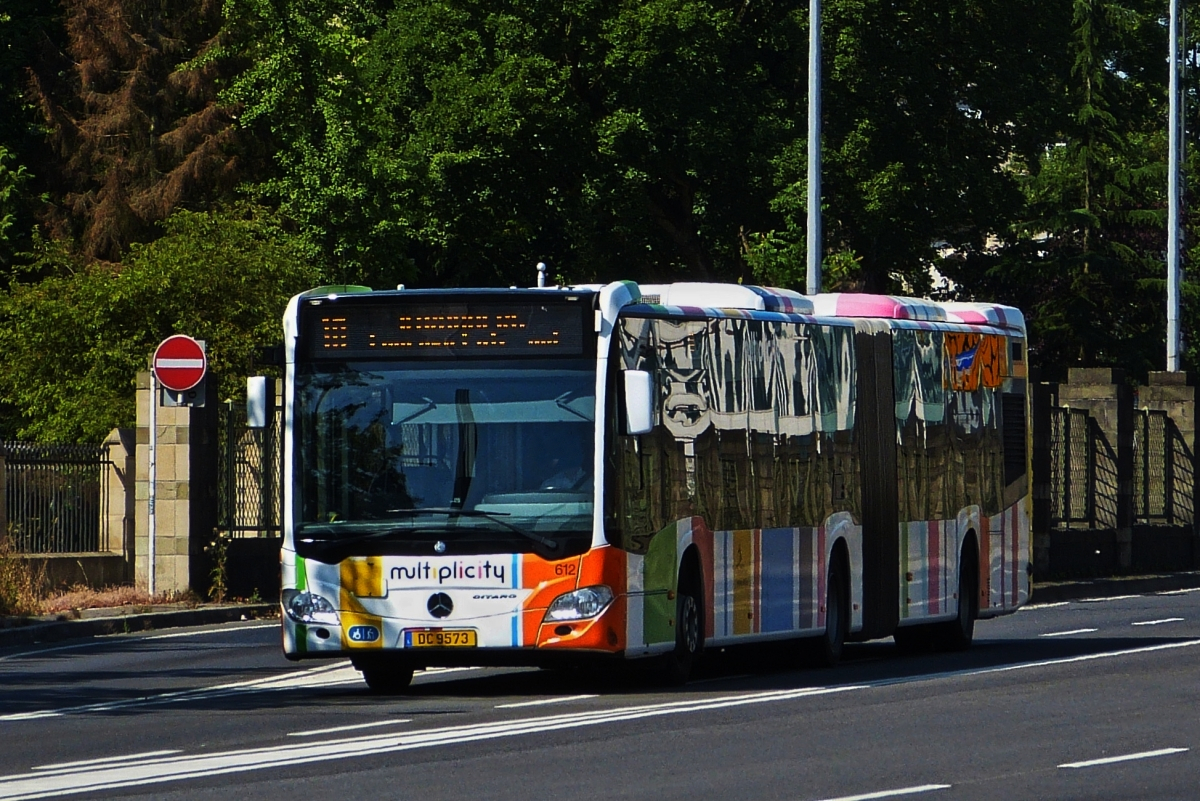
[537,262,548,288]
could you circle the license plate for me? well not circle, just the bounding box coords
[404,629,478,648]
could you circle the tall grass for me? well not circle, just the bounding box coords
[0,534,46,616]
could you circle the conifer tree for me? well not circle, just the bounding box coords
[29,0,244,261]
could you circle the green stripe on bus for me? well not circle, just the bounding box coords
[643,523,678,645]
[296,555,308,592]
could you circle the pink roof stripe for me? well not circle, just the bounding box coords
[814,293,946,321]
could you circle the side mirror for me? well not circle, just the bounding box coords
[623,370,654,435]
[247,376,269,428]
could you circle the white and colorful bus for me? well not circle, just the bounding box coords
[279,281,1031,692]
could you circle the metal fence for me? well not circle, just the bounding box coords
[1133,408,1195,525]
[3,442,114,553]
[1049,408,1119,529]
[217,401,282,538]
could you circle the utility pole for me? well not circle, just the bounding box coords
[1168,0,1183,371]
[806,0,822,296]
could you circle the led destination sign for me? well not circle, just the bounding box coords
[303,301,587,358]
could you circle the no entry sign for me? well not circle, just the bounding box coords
[153,335,207,392]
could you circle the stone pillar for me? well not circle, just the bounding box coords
[1138,371,1198,567]
[1059,368,1134,569]
[135,372,219,595]
[103,428,136,580]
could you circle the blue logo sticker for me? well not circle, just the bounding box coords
[954,345,978,372]
[347,625,380,643]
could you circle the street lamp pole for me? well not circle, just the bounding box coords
[806,0,822,295]
[1168,0,1182,371]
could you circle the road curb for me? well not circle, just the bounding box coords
[1031,571,1200,604]
[0,604,277,648]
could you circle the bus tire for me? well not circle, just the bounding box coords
[934,544,978,651]
[808,551,849,667]
[355,658,415,695]
[661,563,704,686]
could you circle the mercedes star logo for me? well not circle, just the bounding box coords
[434,540,447,554]
[427,592,453,619]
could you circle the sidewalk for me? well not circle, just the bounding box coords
[0,603,277,648]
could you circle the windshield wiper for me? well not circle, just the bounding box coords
[386,507,558,549]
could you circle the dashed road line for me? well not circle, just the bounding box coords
[814,785,951,801]
[288,719,412,738]
[1059,747,1188,769]
[495,694,598,709]
[1021,602,1070,610]
[1078,595,1141,603]
[32,752,182,772]
[1132,618,1184,627]
[1039,628,1098,637]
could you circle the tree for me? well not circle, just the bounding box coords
[221,0,809,287]
[0,205,320,442]
[0,147,29,268]
[751,0,1075,295]
[959,0,1169,376]
[29,0,245,262]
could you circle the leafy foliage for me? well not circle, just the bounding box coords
[0,205,320,441]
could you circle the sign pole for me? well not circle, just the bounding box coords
[148,370,157,597]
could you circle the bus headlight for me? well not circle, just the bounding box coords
[545,585,614,622]
[282,590,340,626]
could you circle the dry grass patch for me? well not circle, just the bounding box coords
[40,586,197,615]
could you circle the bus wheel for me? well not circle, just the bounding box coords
[935,549,978,651]
[661,571,703,686]
[808,555,848,667]
[354,658,415,695]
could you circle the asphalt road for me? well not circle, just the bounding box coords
[2,588,1200,801]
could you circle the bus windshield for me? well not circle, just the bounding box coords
[295,359,596,558]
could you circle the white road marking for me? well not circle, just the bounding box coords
[957,638,1200,676]
[0,685,867,799]
[288,719,412,738]
[142,623,276,640]
[3,639,1200,798]
[1132,618,1184,626]
[1039,628,1098,637]
[1059,747,1188,769]
[1078,595,1141,603]
[814,785,951,801]
[32,752,181,772]
[1156,587,1200,596]
[0,662,482,723]
[0,623,276,663]
[0,661,361,722]
[495,694,597,709]
[1021,602,1070,610]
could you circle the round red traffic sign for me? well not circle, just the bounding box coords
[153,335,207,392]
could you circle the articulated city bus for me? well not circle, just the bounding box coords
[279,281,1031,692]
